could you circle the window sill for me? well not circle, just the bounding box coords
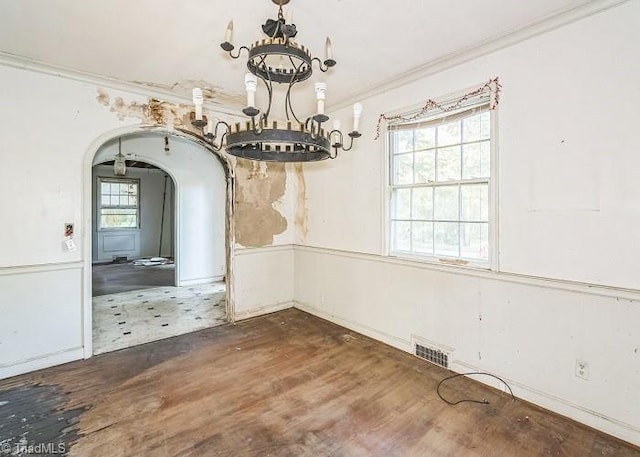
[388,251,492,271]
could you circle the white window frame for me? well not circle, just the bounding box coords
[97,177,141,231]
[384,91,499,270]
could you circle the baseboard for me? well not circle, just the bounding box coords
[294,301,412,353]
[234,301,295,321]
[179,276,224,287]
[0,347,84,381]
[450,360,640,446]
[293,301,640,447]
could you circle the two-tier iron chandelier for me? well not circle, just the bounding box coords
[190,0,362,162]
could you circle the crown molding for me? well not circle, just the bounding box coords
[329,0,629,111]
[0,51,240,116]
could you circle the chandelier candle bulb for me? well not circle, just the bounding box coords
[315,82,327,115]
[225,20,234,44]
[353,102,363,132]
[192,88,204,121]
[332,119,341,143]
[206,118,214,136]
[325,37,332,61]
[245,73,258,108]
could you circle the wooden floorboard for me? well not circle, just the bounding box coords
[0,309,638,457]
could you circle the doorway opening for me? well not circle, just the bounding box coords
[92,161,176,294]
[89,132,229,355]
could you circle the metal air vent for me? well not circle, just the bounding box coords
[414,342,451,369]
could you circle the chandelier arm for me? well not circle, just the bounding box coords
[218,131,228,151]
[258,74,274,122]
[227,45,251,60]
[253,53,274,122]
[304,117,316,138]
[213,120,232,141]
[205,121,232,151]
[342,133,361,152]
[284,62,306,124]
[284,88,291,122]
[251,115,265,135]
[208,129,229,152]
[286,53,297,69]
[282,54,296,122]
[329,129,344,149]
[284,80,301,124]
[311,57,330,73]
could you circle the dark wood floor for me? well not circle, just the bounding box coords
[92,262,175,296]
[0,309,638,457]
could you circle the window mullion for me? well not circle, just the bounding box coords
[434,127,439,183]
[410,131,415,253]
[458,183,462,258]
[431,187,435,255]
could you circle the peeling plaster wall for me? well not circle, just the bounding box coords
[294,2,640,446]
[293,163,309,243]
[234,159,288,248]
[0,64,297,379]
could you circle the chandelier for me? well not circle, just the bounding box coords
[113,137,127,176]
[190,0,362,162]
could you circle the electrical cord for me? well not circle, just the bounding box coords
[437,372,516,406]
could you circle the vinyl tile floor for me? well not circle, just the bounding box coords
[92,282,227,354]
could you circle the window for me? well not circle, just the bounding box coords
[98,178,140,229]
[389,103,493,265]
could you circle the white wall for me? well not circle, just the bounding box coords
[92,164,175,262]
[234,246,295,320]
[94,135,225,285]
[0,264,84,377]
[295,1,640,446]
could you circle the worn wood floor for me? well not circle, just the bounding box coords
[0,309,638,457]
[92,262,175,296]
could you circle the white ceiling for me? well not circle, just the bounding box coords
[0,0,597,109]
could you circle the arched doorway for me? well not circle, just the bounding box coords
[83,129,234,356]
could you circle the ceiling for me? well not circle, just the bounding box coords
[0,0,595,110]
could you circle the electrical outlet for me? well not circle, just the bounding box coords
[575,359,589,380]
